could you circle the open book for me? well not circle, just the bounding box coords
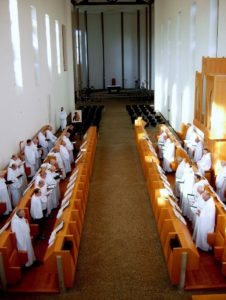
[173,208,187,225]
[48,220,64,246]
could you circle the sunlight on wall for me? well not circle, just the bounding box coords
[31,6,40,85]
[55,20,61,74]
[181,85,191,123]
[214,159,222,175]
[210,103,224,138]
[170,83,178,128]
[75,29,82,65]
[155,75,163,112]
[164,78,168,108]
[9,0,23,89]
[45,14,52,72]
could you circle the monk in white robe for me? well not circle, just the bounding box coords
[193,137,203,163]
[37,180,53,217]
[190,186,205,228]
[187,174,207,221]
[59,141,71,174]
[46,126,57,150]
[59,107,67,131]
[175,157,186,197]
[7,164,22,207]
[162,138,175,173]
[38,131,49,159]
[52,147,66,179]
[193,192,216,251]
[0,171,12,215]
[9,155,27,192]
[180,164,194,216]
[24,139,36,177]
[63,132,74,163]
[46,166,60,208]
[157,130,167,159]
[30,188,45,239]
[32,138,42,171]
[197,148,212,176]
[35,169,47,187]
[186,132,197,157]
[216,161,226,202]
[11,209,36,267]
[185,123,194,141]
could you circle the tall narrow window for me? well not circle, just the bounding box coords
[75,29,79,65]
[9,0,23,89]
[62,25,68,71]
[55,20,61,74]
[31,6,39,85]
[45,14,52,72]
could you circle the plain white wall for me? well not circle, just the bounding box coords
[154,0,225,131]
[124,12,137,88]
[0,0,74,168]
[87,13,103,89]
[78,5,148,89]
[104,12,122,87]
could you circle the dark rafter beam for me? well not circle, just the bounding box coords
[72,0,154,4]
[75,1,149,6]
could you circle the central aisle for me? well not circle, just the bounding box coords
[72,100,191,299]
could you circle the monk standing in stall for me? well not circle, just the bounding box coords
[11,208,36,267]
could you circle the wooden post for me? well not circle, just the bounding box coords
[179,252,188,290]
[56,255,65,293]
[0,253,7,290]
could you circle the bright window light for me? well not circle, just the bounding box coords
[9,0,23,88]
[75,29,82,65]
[55,20,61,74]
[45,14,52,72]
[75,29,80,65]
[31,6,39,84]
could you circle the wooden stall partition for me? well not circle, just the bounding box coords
[163,220,199,285]
[202,57,226,75]
[177,123,189,141]
[0,231,24,285]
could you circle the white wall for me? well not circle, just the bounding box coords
[104,12,122,87]
[78,5,148,89]
[87,13,103,89]
[124,12,137,88]
[0,0,74,168]
[154,0,225,131]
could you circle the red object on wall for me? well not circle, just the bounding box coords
[111,78,116,86]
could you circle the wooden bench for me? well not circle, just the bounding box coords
[0,126,97,290]
[42,127,97,289]
[134,123,200,286]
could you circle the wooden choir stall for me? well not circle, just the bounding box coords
[0,126,97,293]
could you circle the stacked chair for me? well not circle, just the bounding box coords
[77,105,104,134]
[126,105,165,127]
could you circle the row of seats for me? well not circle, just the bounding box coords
[135,123,200,286]
[0,125,70,285]
[43,127,97,289]
[0,126,97,290]
[157,124,190,171]
[156,123,226,278]
[77,105,104,134]
[0,125,51,217]
[126,104,165,127]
